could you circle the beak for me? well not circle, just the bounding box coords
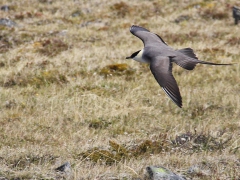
[126,56,131,59]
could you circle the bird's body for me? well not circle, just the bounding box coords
[126,25,232,108]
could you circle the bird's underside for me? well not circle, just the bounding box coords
[128,25,232,108]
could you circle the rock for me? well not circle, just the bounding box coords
[5,100,17,109]
[0,18,17,27]
[71,10,82,17]
[146,166,186,180]
[55,161,71,173]
[1,5,9,12]
[55,162,72,179]
[174,15,190,23]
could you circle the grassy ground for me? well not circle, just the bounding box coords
[0,0,239,179]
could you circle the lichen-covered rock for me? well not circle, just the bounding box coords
[146,166,186,180]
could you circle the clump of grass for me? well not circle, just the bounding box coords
[14,11,42,20]
[190,105,205,119]
[5,99,17,109]
[185,2,215,9]
[172,131,232,152]
[185,2,228,20]
[0,61,5,67]
[200,9,228,20]
[3,70,68,88]
[200,47,225,55]
[0,38,11,53]
[0,28,36,53]
[80,139,166,165]
[8,154,57,170]
[0,31,16,53]
[80,148,119,165]
[131,140,163,157]
[89,118,110,129]
[34,38,70,57]
[110,2,130,18]
[225,37,240,45]
[29,70,68,87]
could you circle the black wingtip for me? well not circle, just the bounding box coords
[130,25,150,33]
[162,87,182,108]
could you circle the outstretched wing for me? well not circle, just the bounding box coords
[150,56,182,108]
[130,25,168,46]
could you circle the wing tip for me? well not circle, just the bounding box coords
[130,25,150,33]
[162,87,182,108]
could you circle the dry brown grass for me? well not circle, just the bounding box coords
[0,0,239,179]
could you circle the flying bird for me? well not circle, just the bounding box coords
[126,25,232,108]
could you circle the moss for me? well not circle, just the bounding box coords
[80,148,117,165]
[99,63,135,77]
[109,140,129,158]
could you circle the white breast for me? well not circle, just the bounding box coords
[133,49,149,63]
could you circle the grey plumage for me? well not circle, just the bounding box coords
[126,25,232,108]
[233,6,240,25]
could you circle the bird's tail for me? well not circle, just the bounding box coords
[197,60,232,66]
[174,48,233,70]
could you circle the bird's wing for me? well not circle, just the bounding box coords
[130,25,168,46]
[150,56,182,108]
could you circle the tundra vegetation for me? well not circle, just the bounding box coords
[0,0,239,179]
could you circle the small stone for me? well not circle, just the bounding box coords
[5,100,16,109]
[1,5,9,12]
[0,18,17,27]
[55,162,71,173]
[174,15,190,23]
[71,10,82,17]
[146,166,186,180]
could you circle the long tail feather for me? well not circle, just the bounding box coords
[198,61,232,66]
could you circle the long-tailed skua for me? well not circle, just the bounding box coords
[126,25,232,108]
